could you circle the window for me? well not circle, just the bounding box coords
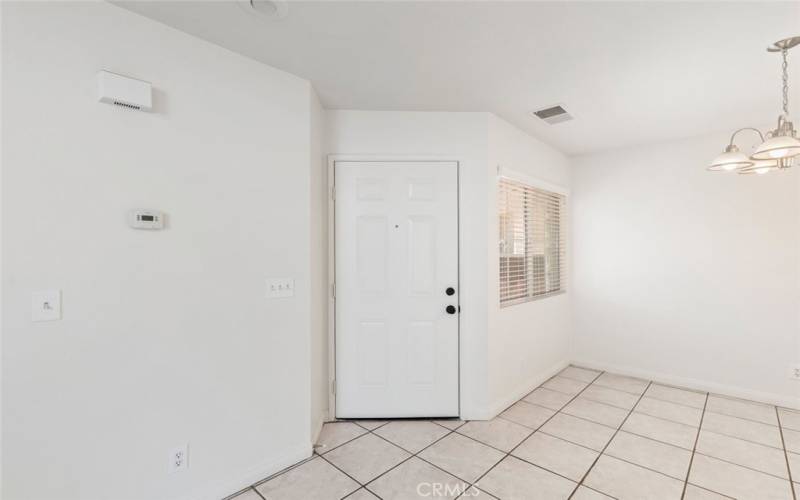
[498,177,566,306]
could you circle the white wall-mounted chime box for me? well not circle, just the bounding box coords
[97,70,152,111]
[128,209,165,230]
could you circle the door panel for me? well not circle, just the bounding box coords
[335,161,459,418]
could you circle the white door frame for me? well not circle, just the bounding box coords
[327,155,461,420]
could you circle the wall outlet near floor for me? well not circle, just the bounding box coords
[790,365,800,381]
[168,444,188,474]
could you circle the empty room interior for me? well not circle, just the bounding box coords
[2,1,800,499]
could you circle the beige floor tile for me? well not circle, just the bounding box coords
[255,457,359,500]
[778,408,800,431]
[559,366,601,383]
[594,373,649,395]
[346,488,380,499]
[353,420,389,430]
[635,396,703,427]
[316,422,368,454]
[571,486,614,499]
[499,401,555,429]
[683,484,733,499]
[542,375,588,396]
[605,430,692,480]
[477,455,577,500]
[540,413,616,451]
[433,419,465,430]
[645,384,707,409]
[324,433,411,483]
[562,397,629,428]
[524,388,574,411]
[581,385,640,410]
[374,420,450,453]
[229,488,262,500]
[706,395,778,426]
[458,418,531,452]
[622,413,698,449]
[701,411,783,449]
[418,432,505,483]
[787,452,800,480]
[696,430,789,479]
[689,453,793,500]
[783,428,800,454]
[367,457,467,500]
[511,431,599,481]
[584,454,684,499]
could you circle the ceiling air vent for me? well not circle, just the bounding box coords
[532,105,573,125]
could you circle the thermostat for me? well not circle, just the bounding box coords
[129,209,165,230]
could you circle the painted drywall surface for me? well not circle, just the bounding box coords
[571,130,800,408]
[309,88,328,439]
[2,3,313,500]
[324,110,491,419]
[486,114,572,415]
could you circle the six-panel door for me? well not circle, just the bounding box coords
[335,161,459,418]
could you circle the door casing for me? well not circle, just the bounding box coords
[327,155,461,420]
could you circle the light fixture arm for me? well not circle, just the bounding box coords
[727,127,765,147]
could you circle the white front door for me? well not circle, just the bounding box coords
[334,161,459,418]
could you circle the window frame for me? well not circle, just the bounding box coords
[498,171,567,307]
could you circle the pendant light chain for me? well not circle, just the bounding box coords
[782,48,789,115]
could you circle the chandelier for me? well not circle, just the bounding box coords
[709,36,800,175]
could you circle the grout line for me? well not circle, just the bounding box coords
[567,380,653,499]
[691,450,795,482]
[701,407,782,428]
[250,486,267,500]
[630,409,702,429]
[680,392,709,500]
[462,370,607,498]
[249,454,317,488]
[776,407,798,500]
[316,453,371,490]
[694,427,785,451]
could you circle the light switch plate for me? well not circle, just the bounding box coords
[32,290,61,322]
[267,278,295,298]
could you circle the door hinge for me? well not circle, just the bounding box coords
[331,379,336,395]
[331,282,336,298]
[331,186,336,200]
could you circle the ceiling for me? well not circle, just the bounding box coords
[117,1,800,156]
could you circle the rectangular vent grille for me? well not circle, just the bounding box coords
[113,101,141,110]
[532,105,573,124]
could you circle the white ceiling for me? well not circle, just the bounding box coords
[117,1,800,156]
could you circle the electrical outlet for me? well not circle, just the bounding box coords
[790,365,800,381]
[168,444,188,474]
[267,278,295,298]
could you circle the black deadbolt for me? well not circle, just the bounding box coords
[445,287,455,296]
[446,305,457,314]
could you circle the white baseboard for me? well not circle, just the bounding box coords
[185,443,312,500]
[574,359,800,411]
[484,358,570,420]
[311,408,328,446]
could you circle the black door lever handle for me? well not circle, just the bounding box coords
[446,305,457,314]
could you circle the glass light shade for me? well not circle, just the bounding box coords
[750,134,800,160]
[708,147,753,171]
[738,159,779,175]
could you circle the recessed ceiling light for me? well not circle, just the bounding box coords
[238,0,288,20]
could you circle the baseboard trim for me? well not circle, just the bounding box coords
[573,359,800,411]
[187,443,312,500]
[485,358,570,420]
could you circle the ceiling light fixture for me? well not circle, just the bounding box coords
[709,36,800,175]
[238,0,288,20]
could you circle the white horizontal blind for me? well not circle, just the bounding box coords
[498,177,566,306]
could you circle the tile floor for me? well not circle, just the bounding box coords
[226,366,800,500]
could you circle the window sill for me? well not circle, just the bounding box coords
[500,289,567,308]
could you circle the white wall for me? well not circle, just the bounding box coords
[325,110,491,419]
[2,3,317,499]
[309,89,328,440]
[486,115,572,415]
[571,130,800,409]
